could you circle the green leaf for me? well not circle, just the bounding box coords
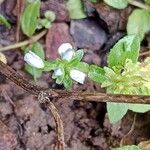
[63,75,73,90]
[39,18,52,29]
[73,62,89,74]
[104,0,128,9]
[70,50,84,65]
[66,0,87,19]
[128,104,150,113]
[112,145,141,150]
[108,35,140,68]
[21,0,40,37]
[43,60,57,71]
[107,102,128,124]
[25,64,42,79]
[88,65,106,84]
[0,14,11,28]
[25,42,45,59]
[127,9,150,40]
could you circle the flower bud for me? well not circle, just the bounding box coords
[58,43,74,61]
[70,69,86,84]
[24,51,44,69]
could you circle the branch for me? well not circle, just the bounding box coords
[0,61,149,104]
[47,102,65,150]
[0,29,47,52]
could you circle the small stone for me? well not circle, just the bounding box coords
[70,18,107,50]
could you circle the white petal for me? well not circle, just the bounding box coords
[70,69,86,84]
[24,51,44,69]
[62,49,74,61]
[58,43,73,56]
[53,68,63,77]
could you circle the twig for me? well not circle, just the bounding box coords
[48,102,65,150]
[0,61,149,104]
[0,60,65,150]
[0,29,47,52]
[128,0,150,12]
[38,91,65,150]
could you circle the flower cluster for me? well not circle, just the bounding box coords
[24,43,87,86]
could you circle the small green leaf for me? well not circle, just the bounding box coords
[70,50,84,64]
[88,65,106,84]
[39,18,52,29]
[25,64,42,79]
[127,9,150,40]
[63,75,73,90]
[108,35,140,68]
[74,62,89,74]
[128,104,150,113]
[104,0,128,9]
[112,145,141,150]
[25,42,45,59]
[0,14,11,28]
[44,11,56,22]
[43,60,57,71]
[66,0,87,19]
[107,102,128,124]
[56,75,64,84]
[21,0,40,37]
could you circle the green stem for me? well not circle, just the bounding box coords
[128,0,150,12]
[0,29,47,52]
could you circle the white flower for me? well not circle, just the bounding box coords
[58,43,74,61]
[24,51,44,69]
[53,68,63,77]
[70,69,86,84]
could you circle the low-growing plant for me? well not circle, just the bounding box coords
[24,35,150,124]
[0,0,150,149]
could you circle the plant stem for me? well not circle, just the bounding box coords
[0,29,47,52]
[128,0,150,12]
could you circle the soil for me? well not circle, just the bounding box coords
[0,0,150,150]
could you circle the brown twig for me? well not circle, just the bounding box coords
[48,102,65,150]
[0,61,64,150]
[38,91,65,150]
[0,61,149,104]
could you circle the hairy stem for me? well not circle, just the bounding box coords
[0,29,47,52]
